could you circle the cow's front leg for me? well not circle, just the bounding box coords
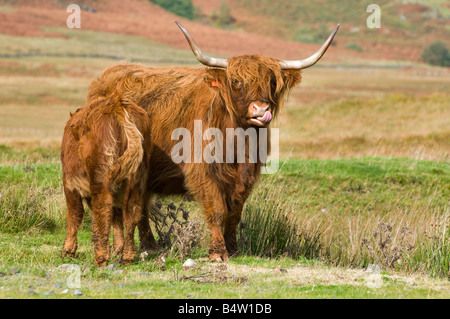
[205,203,228,262]
[191,184,228,261]
[224,163,258,257]
[185,168,228,261]
[224,201,244,257]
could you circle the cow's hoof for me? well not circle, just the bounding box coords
[120,259,134,266]
[94,256,108,267]
[140,242,163,254]
[61,249,76,258]
[209,252,229,262]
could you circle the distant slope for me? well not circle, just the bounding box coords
[195,0,450,62]
[0,0,348,63]
[0,0,448,64]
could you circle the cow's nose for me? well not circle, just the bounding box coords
[251,102,270,116]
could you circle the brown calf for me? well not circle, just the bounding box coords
[60,94,158,266]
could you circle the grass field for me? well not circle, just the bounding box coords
[0,27,449,299]
[0,157,448,298]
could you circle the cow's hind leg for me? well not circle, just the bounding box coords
[62,188,85,258]
[138,194,162,253]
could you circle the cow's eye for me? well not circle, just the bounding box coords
[233,79,240,87]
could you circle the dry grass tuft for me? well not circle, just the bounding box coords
[153,199,203,261]
[361,222,414,269]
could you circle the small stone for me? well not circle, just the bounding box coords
[57,264,80,272]
[106,264,116,271]
[54,283,62,289]
[273,267,288,273]
[44,291,54,296]
[9,267,20,275]
[27,289,38,295]
[118,283,126,287]
[140,271,150,276]
[57,264,72,269]
[73,289,82,296]
[183,259,197,268]
[61,289,69,294]
[366,264,381,273]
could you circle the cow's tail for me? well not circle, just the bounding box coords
[108,99,144,186]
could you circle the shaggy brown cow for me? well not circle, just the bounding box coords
[60,93,157,266]
[84,21,339,262]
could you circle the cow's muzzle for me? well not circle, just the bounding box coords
[247,102,272,126]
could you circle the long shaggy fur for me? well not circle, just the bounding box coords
[71,54,302,262]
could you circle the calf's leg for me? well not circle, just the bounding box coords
[112,207,124,257]
[62,188,85,258]
[121,185,144,264]
[91,190,114,267]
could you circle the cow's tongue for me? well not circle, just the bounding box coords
[257,110,272,123]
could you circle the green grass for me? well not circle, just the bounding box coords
[0,229,448,299]
[0,151,449,298]
[245,158,449,278]
[0,232,448,299]
[0,144,61,165]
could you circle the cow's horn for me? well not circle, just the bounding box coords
[175,21,228,69]
[279,24,340,70]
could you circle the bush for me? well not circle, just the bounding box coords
[211,1,235,27]
[421,41,450,67]
[345,42,363,52]
[149,0,196,20]
[293,25,335,45]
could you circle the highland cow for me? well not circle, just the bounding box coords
[64,21,339,264]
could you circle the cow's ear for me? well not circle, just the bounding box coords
[281,70,302,91]
[204,68,227,89]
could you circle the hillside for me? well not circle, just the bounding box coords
[194,0,450,62]
[0,0,448,64]
[0,0,346,63]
